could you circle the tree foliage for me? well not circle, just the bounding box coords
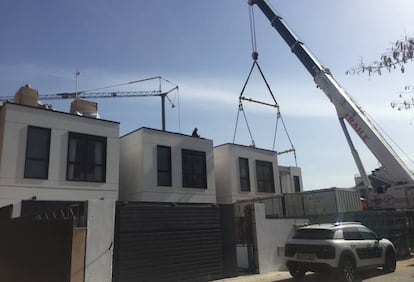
[346,35,414,76]
[391,85,414,110]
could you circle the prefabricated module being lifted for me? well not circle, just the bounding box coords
[248,0,414,208]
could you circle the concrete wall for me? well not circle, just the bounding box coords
[0,103,120,207]
[120,127,216,203]
[85,199,115,282]
[214,143,282,204]
[253,203,308,273]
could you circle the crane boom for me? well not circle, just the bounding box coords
[1,77,179,131]
[249,0,414,184]
[0,89,177,101]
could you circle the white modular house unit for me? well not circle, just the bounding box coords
[0,102,120,210]
[119,127,216,203]
[214,143,283,204]
[279,165,303,194]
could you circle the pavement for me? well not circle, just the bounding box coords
[213,254,414,282]
[213,271,291,282]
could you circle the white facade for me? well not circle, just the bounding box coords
[253,203,308,272]
[279,165,303,194]
[119,127,216,203]
[214,143,284,204]
[0,103,120,209]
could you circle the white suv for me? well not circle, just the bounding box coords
[284,222,396,282]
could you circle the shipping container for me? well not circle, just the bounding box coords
[302,188,362,216]
[283,193,305,217]
[263,196,284,217]
[372,185,414,210]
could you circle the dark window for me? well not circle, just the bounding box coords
[182,149,207,188]
[358,227,377,240]
[67,132,106,182]
[239,158,250,192]
[157,145,172,186]
[294,175,301,192]
[343,227,363,240]
[293,229,335,240]
[24,126,51,179]
[256,160,275,193]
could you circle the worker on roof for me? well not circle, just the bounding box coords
[192,127,200,138]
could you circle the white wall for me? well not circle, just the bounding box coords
[120,127,216,203]
[119,129,143,200]
[213,145,232,203]
[85,199,116,282]
[279,166,303,194]
[253,203,308,273]
[0,103,120,207]
[214,143,281,204]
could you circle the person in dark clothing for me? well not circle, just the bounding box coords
[192,127,200,138]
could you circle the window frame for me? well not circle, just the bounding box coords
[239,157,251,192]
[157,145,172,186]
[181,149,207,189]
[255,160,275,193]
[294,175,301,192]
[24,126,51,179]
[66,132,107,183]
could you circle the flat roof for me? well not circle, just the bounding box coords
[1,102,120,125]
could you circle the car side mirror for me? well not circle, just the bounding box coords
[376,235,384,241]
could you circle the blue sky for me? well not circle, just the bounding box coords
[1,0,414,190]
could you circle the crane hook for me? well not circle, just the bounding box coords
[252,51,258,61]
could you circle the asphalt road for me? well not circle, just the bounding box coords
[215,255,414,282]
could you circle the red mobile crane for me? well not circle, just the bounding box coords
[249,0,414,209]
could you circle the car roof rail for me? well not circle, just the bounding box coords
[333,221,361,226]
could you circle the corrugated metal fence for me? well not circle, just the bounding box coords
[112,202,237,282]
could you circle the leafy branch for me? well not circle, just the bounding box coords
[346,35,414,76]
[391,85,414,110]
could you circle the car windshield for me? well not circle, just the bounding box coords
[293,228,335,239]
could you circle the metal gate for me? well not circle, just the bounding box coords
[112,202,236,282]
[234,203,259,274]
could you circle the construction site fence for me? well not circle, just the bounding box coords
[234,197,414,258]
[306,210,414,258]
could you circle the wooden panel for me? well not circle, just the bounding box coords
[71,228,86,282]
[0,219,73,282]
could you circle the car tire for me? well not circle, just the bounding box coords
[339,256,356,282]
[288,265,306,279]
[383,250,396,273]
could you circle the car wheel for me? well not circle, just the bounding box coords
[383,250,396,273]
[288,265,306,279]
[339,256,356,282]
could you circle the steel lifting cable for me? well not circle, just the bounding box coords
[234,4,297,164]
[249,5,257,56]
[233,6,270,146]
[273,109,298,166]
[233,101,256,146]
